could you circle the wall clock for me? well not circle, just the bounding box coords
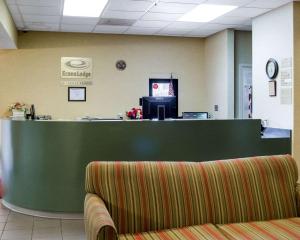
[266,58,279,79]
[116,60,126,71]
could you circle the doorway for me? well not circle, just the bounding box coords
[237,64,252,119]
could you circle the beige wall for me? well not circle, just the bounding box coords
[0,0,17,48]
[0,32,206,119]
[204,29,235,119]
[293,1,300,178]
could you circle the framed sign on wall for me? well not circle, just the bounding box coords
[68,87,86,102]
[61,57,92,79]
[269,81,276,97]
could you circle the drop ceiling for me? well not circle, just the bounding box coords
[5,0,293,37]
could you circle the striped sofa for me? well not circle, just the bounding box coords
[84,155,300,240]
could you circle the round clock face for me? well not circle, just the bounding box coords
[266,59,279,79]
[116,60,126,71]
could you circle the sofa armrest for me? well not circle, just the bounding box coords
[84,193,118,240]
[296,183,300,216]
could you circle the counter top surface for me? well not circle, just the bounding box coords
[2,118,258,122]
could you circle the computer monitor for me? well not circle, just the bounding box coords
[182,112,209,119]
[142,96,178,120]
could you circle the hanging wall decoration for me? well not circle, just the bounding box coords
[266,58,279,80]
[116,60,127,71]
[61,57,93,86]
[269,81,276,97]
[61,57,92,79]
[68,87,86,102]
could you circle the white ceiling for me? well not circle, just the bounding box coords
[5,0,293,37]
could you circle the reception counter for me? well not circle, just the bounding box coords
[0,119,291,217]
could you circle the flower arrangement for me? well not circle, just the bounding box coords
[8,102,27,112]
[126,108,143,119]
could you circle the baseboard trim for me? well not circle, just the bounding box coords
[2,200,83,219]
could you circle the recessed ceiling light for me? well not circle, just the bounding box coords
[63,0,108,17]
[178,4,238,22]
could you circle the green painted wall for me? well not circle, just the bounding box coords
[234,31,252,118]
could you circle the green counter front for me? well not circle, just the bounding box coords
[0,119,291,215]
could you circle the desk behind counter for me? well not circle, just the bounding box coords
[0,119,291,216]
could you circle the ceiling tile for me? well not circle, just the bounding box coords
[142,12,182,21]
[234,25,252,31]
[225,7,271,18]
[18,6,61,15]
[6,4,20,15]
[22,15,61,23]
[5,0,16,4]
[246,0,292,9]
[186,23,234,37]
[15,0,62,7]
[202,23,238,30]
[160,0,206,3]
[188,23,237,35]
[184,34,206,38]
[205,0,253,7]
[107,0,153,12]
[166,21,204,29]
[11,14,23,23]
[62,16,99,25]
[93,25,129,34]
[126,26,161,35]
[211,16,251,25]
[243,19,252,25]
[133,20,170,28]
[150,2,197,14]
[185,29,218,37]
[24,22,59,31]
[5,0,261,37]
[158,27,191,35]
[61,24,95,32]
[102,10,145,20]
[155,32,183,37]
[15,21,25,28]
[99,18,135,26]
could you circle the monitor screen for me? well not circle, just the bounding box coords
[142,96,178,120]
[182,112,208,119]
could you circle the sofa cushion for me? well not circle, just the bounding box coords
[85,155,297,234]
[217,218,300,240]
[119,224,227,240]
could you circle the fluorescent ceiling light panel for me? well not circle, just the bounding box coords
[178,4,237,22]
[63,0,108,17]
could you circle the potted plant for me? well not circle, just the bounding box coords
[126,108,143,120]
[9,102,28,118]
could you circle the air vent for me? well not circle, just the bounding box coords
[98,18,136,26]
